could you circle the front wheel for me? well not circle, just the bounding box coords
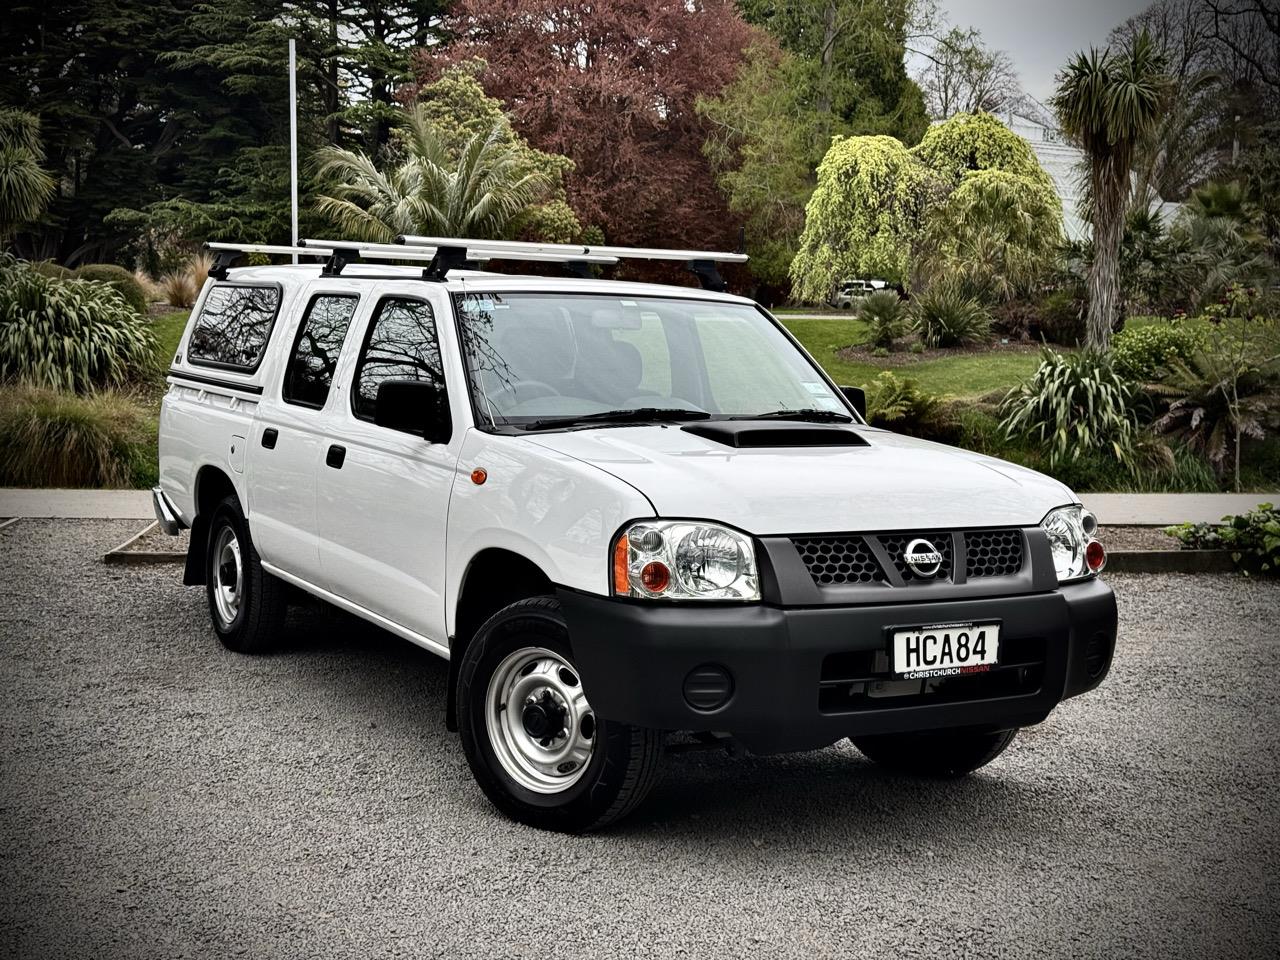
[457,597,664,832]
[851,728,1017,778]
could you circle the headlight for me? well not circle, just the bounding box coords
[612,521,760,601]
[1040,505,1101,583]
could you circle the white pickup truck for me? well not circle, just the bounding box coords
[154,237,1116,832]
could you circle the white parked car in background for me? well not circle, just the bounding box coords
[830,278,885,309]
[154,236,1116,832]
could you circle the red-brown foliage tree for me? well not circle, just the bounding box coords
[408,0,762,254]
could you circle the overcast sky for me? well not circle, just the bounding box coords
[924,0,1154,105]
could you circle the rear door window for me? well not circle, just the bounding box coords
[187,284,282,371]
[282,294,359,409]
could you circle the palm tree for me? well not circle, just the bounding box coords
[1052,31,1168,351]
[0,109,55,247]
[313,106,553,243]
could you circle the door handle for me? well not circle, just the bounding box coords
[326,444,346,469]
[261,428,278,449]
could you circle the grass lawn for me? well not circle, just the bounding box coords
[153,308,188,364]
[781,316,1043,398]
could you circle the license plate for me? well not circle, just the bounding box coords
[891,622,1000,679]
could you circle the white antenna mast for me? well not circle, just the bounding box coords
[288,38,299,265]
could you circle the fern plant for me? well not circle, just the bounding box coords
[999,348,1140,469]
[864,371,959,442]
[0,258,157,393]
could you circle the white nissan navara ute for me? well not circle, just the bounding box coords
[154,237,1117,832]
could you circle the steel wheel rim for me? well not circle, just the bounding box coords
[212,525,243,626]
[485,646,596,794]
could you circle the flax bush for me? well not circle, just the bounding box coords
[999,348,1139,469]
[0,258,157,393]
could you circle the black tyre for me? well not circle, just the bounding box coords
[457,597,664,832]
[204,495,287,654]
[851,728,1018,778]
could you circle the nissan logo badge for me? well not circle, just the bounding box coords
[903,538,943,578]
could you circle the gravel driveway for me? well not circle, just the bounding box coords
[2,520,1277,959]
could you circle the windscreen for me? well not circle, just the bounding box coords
[455,292,849,430]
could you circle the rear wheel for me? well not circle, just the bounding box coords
[204,495,287,653]
[851,728,1017,778]
[457,597,664,832]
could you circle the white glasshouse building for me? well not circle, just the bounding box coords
[1005,113,1181,242]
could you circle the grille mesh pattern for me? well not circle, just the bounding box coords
[965,529,1025,578]
[877,533,954,582]
[793,536,886,585]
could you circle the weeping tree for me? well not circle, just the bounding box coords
[313,105,553,243]
[915,168,1063,302]
[789,135,941,301]
[1052,31,1168,352]
[0,110,55,248]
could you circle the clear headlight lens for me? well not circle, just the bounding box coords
[1041,505,1099,582]
[613,521,760,601]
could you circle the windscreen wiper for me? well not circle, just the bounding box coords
[728,408,854,423]
[521,407,712,432]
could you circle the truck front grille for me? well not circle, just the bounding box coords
[792,536,887,585]
[791,528,1025,588]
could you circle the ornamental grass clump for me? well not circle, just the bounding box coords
[0,258,157,393]
[0,386,152,487]
[912,281,991,348]
[999,348,1139,469]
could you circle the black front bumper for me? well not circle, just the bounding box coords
[558,578,1117,754]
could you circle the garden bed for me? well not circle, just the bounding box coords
[836,338,1044,366]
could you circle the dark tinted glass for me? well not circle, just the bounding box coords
[187,285,282,370]
[352,298,444,421]
[282,295,359,408]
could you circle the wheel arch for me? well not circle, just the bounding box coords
[183,464,240,586]
[446,547,556,731]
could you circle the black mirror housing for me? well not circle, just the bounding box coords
[840,385,867,420]
[374,379,452,443]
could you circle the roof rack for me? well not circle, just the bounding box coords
[205,234,747,290]
[299,239,619,279]
[396,235,747,290]
[205,242,332,280]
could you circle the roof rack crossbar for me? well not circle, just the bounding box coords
[204,242,334,279]
[391,235,747,280]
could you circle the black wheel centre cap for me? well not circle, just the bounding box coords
[521,691,567,741]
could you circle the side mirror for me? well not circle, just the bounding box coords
[840,385,866,420]
[374,379,452,444]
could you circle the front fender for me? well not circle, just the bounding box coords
[445,430,653,637]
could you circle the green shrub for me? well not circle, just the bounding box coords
[999,348,1139,469]
[913,282,991,348]
[858,290,908,348]
[864,371,960,443]
[1166,503,1280,575]
[1112,322,1204,383]
[27,260,71,280]
[0,386,155,487]
[72,263,150,315]
[1038,288,1085,345]
[0,258,157,393]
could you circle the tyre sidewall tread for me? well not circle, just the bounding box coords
[204,495,286,654]
[457,596,663,832]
